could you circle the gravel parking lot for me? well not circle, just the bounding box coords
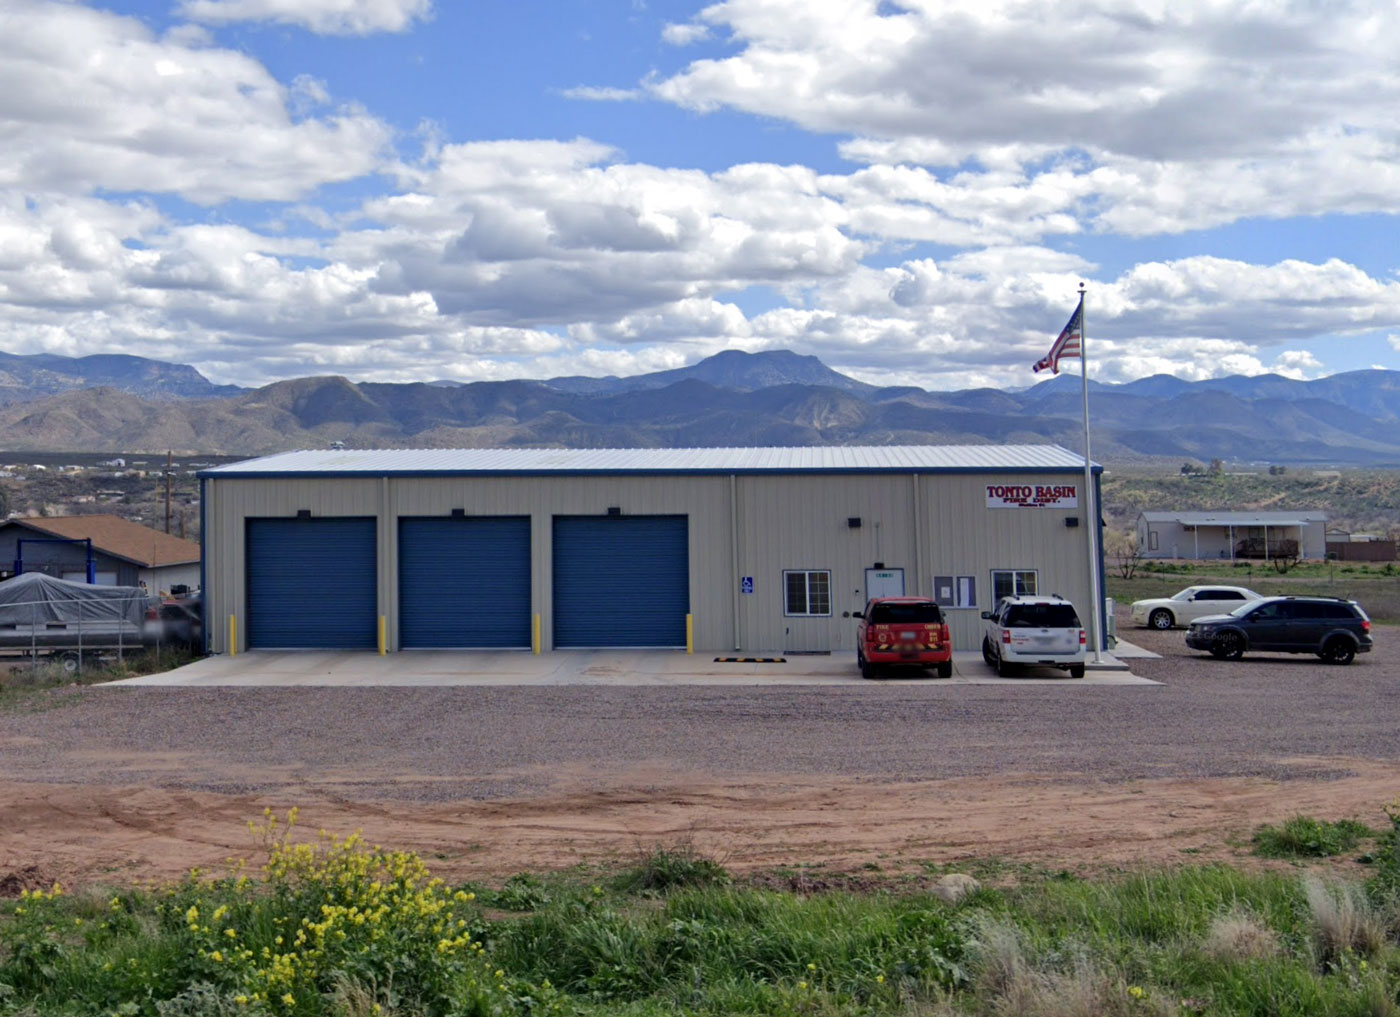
[0,611,1393,884]
[1,614,1392,799]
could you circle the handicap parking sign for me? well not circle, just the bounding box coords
[740,576,754,595]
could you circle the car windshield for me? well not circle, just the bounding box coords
[870,602,940,624]
[1004,604,1080,628]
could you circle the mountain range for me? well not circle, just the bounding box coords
[0,348,1397,465]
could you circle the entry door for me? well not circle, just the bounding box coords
[864,567,905,599]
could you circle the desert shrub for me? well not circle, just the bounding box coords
[1200,907,1280,962]
[1302,875,1386,969]
[1252,816,1372,858]
[0,811,565,1016]
[963,918,1171,1017]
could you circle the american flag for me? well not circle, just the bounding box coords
[1033,301,1083,374]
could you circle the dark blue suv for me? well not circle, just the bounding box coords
[1185,596,1372,665]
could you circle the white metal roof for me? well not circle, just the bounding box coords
[203,444,1095,477]
[1141,511,1326,526]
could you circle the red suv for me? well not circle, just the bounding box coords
[854,597,953,679]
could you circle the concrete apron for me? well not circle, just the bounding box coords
[111,645,1157,688]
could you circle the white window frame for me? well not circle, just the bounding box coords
[783,569,832,617]
[933,574,978,609]
[990,569,1038,603]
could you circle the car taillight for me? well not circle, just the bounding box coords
[1002,629,1010,644]
[1079,630,1086,645]
[145,607,158,620]
[940,623,950,644]
[1362,619,1371,633]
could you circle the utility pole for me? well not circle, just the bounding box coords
[164,450,172,534]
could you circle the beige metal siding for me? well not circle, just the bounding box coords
[920,473,1095,650]
[204,468,1098,655]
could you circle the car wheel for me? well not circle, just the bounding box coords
[981,636,995,665]
[1320,637,1356,666]
[1069,664,1085,679]
[996,656,1013,678]
[936,661,952,679]
[1211,631,1244,661]
[58,651,81,675]
[1148,609,1174,630]
[860,658,878,680]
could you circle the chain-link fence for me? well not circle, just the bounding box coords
[0,592,192,675]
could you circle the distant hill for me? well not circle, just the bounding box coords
[0,348,1397,465]
[0,351,242,405]
[543,349,876,395]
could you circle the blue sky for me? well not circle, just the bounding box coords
[2,0,1398,390]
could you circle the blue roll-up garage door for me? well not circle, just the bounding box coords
[553,515,689,648]
[399,517,531,648]
[246,517,377,649]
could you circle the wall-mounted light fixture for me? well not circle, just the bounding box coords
[847,517,862,528]
[295,509,311,519]
[607,506,622,516]
[450,508,466,518]
[1065,516,1080,528]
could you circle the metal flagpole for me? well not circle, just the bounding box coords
[1077,282,1103,662]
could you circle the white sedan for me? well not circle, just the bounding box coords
[1130,586,1264,630]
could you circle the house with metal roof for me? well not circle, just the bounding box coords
[1135,510,1327,561]
[199,445,1105,657]
[0,515,201,592]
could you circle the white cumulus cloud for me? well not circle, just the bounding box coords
[177,0,432,35]
[0,1,391,203]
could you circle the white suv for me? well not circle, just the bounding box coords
[981,595,1087,678]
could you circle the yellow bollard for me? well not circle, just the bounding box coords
[533,614,541,654]
[229,615,237,656]
[685,613,693,654]
[378,616,386,656]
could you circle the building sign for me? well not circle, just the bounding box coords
[740,576,754,595]
[986,483,1078,509]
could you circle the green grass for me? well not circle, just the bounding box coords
[4,825,1400,1016]
[1252,817,1376,859]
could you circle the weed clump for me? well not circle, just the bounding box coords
[1302,875,1386,969]
[612,844,731,894]
[1200,907,1280,962]
[964,918,1172,1017]
[1252,815,1371,858]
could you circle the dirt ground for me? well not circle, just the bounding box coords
[2,617,1396,891]
[2,760,1396,892]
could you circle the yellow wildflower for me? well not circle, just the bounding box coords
[1128,985,1145,999]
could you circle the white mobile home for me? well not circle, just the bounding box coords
[1136,510,1327,561]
